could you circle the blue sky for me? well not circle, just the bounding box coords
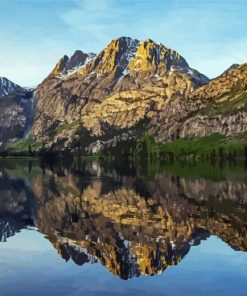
[0,0,246,86]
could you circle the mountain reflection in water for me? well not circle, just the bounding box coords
[0,158,247,280]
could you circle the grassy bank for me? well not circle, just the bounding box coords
[7,137,43,154]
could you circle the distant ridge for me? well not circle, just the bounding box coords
[0,77,26,98]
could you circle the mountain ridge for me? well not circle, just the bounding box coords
[1,36,246,154]
[0,77,27,98]
[48,37,209,83]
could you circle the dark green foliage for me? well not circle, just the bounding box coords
[135,133,247,161]
[7,137,43,154]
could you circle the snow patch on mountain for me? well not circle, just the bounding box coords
[66,52,96,74]
[57,52,96,80]
[168,66,209,85]
[118,37,139,75]
[0,77,26,98]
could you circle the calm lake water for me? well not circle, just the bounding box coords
[0,158,246,296]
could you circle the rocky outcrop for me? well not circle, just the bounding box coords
[49,51,96,77]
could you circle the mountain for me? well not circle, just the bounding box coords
[0,78,34,151]
[0,77,27,98]
[31,37,209,152]
[2,36,247,154]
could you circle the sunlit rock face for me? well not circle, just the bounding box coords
[152,63,247,142]
[49,51,96,77]
[31,37,209,151]
[0,160,247,279]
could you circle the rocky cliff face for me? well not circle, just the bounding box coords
[0,87,34,151]
[49,50,96,77]
[152,63,247,142]
[31,37,209,151]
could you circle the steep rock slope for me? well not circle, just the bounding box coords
[0,78,33,151]
[0,92,34,151]
[31,37,209,151]
[152,62,247,142]
[50,50,96,77]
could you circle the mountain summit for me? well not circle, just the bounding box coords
[49,37,208,84]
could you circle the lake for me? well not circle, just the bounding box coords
[0,158,246,296]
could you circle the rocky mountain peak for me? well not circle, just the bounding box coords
[48,37,206,83]
[86,36,140,76]
[73,37,193,80]
[50,55,69,76]
[221,63,240,76]
[0,77,26,98]
[129,39,189,77]
[63,50,96,74]
[50,51,96,78]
